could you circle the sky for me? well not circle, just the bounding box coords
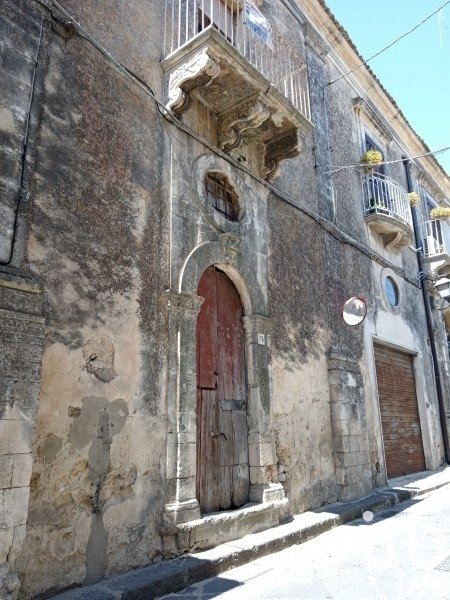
[324,1,450,176]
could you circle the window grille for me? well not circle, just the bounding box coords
[205,173,240,221]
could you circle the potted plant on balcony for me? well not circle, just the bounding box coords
[360,148,383,173]
[368,195,384,213]
[430,206,450,220]
[408,192,421,207]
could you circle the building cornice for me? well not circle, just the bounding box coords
[290,0,450,197]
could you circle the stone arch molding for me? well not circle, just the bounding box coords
[179,234,266,316]
[164,239,286,528]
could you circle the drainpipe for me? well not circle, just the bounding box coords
[403,156,450,464]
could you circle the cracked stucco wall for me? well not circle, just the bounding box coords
[4,1,170,597]
[0,0,449,598]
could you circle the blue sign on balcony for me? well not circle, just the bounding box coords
[244,1,274,51]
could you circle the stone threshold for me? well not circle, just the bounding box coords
[161,498,289,554]
[47,467,450,600]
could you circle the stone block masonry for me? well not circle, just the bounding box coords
[328,350,372,501]
[0,277,45,599]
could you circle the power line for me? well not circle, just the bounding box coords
[34,0,433,287]
[327,1,450,86]
[321,146,450,176]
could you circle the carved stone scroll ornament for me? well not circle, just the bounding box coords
[383,231,409,250]
[263,130,305,181]
[218,96,271,153]
[219,232,243,265]
[167,49,221,115]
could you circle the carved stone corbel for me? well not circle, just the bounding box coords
[382,231,407,250]
[263,130,304,181]
[167,49,221,115]
[218,95,271,153]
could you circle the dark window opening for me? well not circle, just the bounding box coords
[197,1,235,42]
[365,134,385,176]
[206,173,240,221]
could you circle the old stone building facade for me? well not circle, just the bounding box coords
[1,0,450,597]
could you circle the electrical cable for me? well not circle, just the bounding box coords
[0,17,45,265]
[35,0,427,288]
[320,146,450,176]
[327,0,450,86]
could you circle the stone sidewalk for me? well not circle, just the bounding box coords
[50,467,450,600]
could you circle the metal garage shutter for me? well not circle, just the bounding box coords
[374,344,426,478]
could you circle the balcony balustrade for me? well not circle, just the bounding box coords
[363,174,413,249]
[163,0,311,121]
[421,219,450,274]
[162,0,312,180]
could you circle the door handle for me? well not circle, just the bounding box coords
[209,431,227,441]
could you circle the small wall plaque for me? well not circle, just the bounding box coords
[257,333,266,345]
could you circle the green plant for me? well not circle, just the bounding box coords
[369,196,384,210]
[408,192,421,207]
[360,148,383,173]
[430,206,450,220]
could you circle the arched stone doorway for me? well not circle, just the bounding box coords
[163,236,286,530]
[196,266,249,512]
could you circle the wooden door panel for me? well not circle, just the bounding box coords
[232,464,250,507]
[196,389,219,513]
[197,267,218,390]
[218,408,233,466]
[218,466,233,509]
[197,266,249,513]
[216,268,245,401]
[232,409,249,465]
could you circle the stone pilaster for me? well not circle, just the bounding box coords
[164,291,204,525]
[242,315,285,503]
[0,272,45,599]
[328,349,371,501]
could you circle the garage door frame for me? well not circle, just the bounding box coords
[370,336,432,480]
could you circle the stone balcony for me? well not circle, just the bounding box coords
[363,174,414,249]
[162,0,312,180]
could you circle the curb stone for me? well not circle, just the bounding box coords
[46,473,450,600]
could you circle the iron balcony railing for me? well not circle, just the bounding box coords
[163,0,311,121]
[421,219,450,259]
[363,173,413,229]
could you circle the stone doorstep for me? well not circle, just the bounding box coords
[164,498,289,553]
[47,469,450,600]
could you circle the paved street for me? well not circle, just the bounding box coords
[160,485,450,600]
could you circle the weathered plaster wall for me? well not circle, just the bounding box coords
[0,1,48,597]
[0,0,449,598]
[267,199,337,512]
[11,9,170,597]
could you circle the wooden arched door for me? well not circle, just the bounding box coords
[196,266,249,513]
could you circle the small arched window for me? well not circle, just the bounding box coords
[205,173,240,222]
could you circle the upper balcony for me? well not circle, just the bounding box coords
[162,0,312,180]
[363,174,414,249]
[421,219,450,274]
